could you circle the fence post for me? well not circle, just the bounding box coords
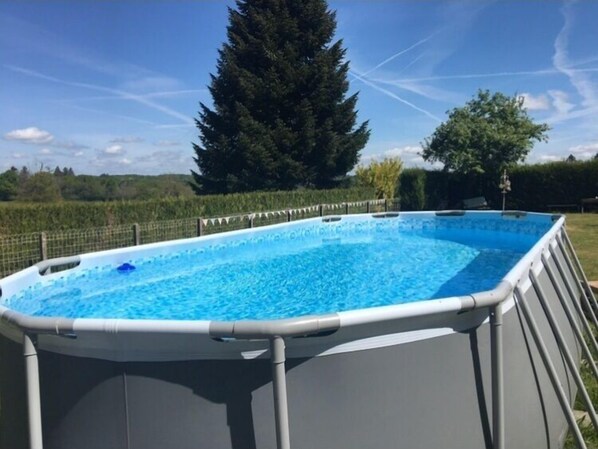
[366,201,371,214]
[319,205,324,217]
[249,214,255,228]
[384,199,388,212]
[197,218,204,237]
[39,232,48,261]
[287,210,292,222]
[132,223,141,245]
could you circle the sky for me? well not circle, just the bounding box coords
[1,0,598,175]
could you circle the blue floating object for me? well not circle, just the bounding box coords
[117,263,136,273]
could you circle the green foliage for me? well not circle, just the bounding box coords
[398,169,426,210]
[395,159,598,211]
[17,172,62,202]
[422,90,549,177]
[0,187,374,235]
[192,0,370,193]
[508,160,598,211]
[1,172,196,203]
[355,157,403,199]
[0,168,18,201]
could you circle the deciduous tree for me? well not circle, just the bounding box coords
[421,90,549,177]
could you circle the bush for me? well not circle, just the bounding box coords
[0,187,374,235]
[398,159,598,211]
[509,160,598,210]
[399,169,426,210]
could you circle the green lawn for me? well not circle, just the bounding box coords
[564,213,598,449]
[566,213,598,280]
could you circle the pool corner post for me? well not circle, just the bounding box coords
[270,336,291,449]
[490,302,504,449]
[23,333,44,449]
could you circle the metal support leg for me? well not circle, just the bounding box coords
[563,230,598,311]
[490,303,504,449]
[530,271,598,432]
[552,243,598,354]
[270,336,291,449]
[23,333,43,449]
[557,235,598,330]
[544,252,598,379]
[514,286,588,449]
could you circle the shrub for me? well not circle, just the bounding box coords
[399,169,426,210]
[0,187,374,235]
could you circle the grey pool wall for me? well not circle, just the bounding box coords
[0,211,591,449]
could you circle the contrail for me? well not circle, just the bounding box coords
[373,67,598,84]
[350,70,441,122]
[362,33,437,77]
[5,65,194,125]
[61,89,209,102]
[553,0,597,108]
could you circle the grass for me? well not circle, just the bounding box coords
[564,213,598,448]
[565,213,598,280]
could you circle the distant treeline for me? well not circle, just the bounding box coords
[0,187,375,235]
[399,159,598,211]
[0,166,195,202]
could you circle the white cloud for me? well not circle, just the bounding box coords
[569,142,598,153]
[102,144,124,155]
[568,142,598,159]
[39,148,53,155]
[110,136,144,144]
[4,127,54,144]
[154,140,180,147]
[11,152,26,159]
[119,158,132,165]
[74,151,84,157]
[537,154,561,163]
[521,93,550,111]
[133,150,194,174]
[548,90,574,115]
[359,145,443,169]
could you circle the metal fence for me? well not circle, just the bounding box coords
[0,199,397,279]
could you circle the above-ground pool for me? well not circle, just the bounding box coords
[0,211,591,449]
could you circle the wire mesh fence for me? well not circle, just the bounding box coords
[0,198,396,279]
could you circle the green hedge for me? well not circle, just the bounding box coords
[398,169,426,210]
[398,160,598,211]
[0,187,375,235]
[509,160,598,210]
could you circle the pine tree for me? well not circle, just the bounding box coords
[191,0,370,194]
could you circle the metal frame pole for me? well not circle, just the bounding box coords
[530,271,598,432]
[551,243,598,354]
[557,235,598,329]
[543,252,598,379]
[514,286,587,449]
[562,231,598,312]
[490,303,504,449]
[23,333,44,449]
[270,336,291,449]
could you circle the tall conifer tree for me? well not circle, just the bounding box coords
[191,0,370,194]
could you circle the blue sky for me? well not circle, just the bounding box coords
[1,0,598,175]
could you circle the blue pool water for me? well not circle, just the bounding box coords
[4,218,545,321]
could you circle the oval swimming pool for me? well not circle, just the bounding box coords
[0,211,586,449]
[4,215,546,321]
